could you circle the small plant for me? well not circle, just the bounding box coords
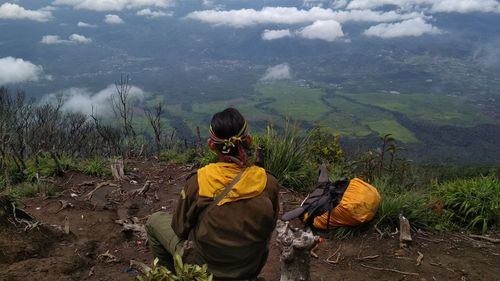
[137,255,212,281]
[434,175,500,233]
[83,158,111,177]
[5,182,57,199]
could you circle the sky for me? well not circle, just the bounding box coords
[0,0,500,114]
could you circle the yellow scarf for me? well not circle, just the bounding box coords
[197,162,267,206]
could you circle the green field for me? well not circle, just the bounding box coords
[159,81,496,143]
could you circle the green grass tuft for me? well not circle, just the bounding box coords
[433,175,500,233]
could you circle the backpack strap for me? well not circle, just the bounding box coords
[211,168,247,206]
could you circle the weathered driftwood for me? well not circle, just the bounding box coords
[111,159,126,181]
[276,220,319,281]
[399,214,412,248]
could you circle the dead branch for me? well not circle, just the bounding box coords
[355,255,379,261]
[55,200,74,213]
[360,264,419,276]
[416,251,424,266]
[98,250,120,263]
[128,180,152,197]
[325,245,342,264]
[310,244,319,259]
[374,224,384,239]
[468,234,500,244]
[83,181,120,200]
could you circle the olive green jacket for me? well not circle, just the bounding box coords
[172,171,280,279]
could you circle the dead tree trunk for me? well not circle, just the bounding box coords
[111,159,126,181]
[276,220,319,281]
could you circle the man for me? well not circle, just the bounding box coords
[146,108,280,280]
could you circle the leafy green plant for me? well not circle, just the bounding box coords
[137,255,212,281]
[82,158,111,177]
[257,123,316,192]
[433,175,500,233]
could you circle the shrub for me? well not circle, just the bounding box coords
[195,149,218,167]
[257,123,316,192]
[433,175,500,233]
[137,255,212,281]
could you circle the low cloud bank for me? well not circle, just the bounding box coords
[261,63,292,81]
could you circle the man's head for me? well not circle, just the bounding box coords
[208,108,252,166]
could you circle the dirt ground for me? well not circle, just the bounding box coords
[1,160,499,281]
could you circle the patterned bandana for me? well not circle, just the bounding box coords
[209,121,249,166]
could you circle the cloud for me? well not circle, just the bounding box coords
[187,7,421,28]
[77,21,96,27]
[41,34,92,44]
[52,0,173,12]
[344,0,500,13]
[136,8,171,18]
[0,2,53,22]
[104,14,124,24]
[262,29,293,40]
[261,63,292,81]
[364,17,441,38]
[0,57,44,85]
[297,20,344,41]
[43,85,145,116]
[69,34,92,43]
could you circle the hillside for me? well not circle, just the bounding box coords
[1,160,499,281]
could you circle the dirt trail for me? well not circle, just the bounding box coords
[1,160,499,281]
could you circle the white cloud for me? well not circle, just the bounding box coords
[52,0,173,12]
[187,7,421,28]
[262,29,293,40]
[261,63,292,81]
[0,57,44,85]
[431,0,500,13]
[77,21,96,27]
[41,34,92,44]
[0,2,53,22]
[104,14,124,24]
[364,17,441,38]
[344,0,500,13]
[43,85,145,116]
[137,8,171,18]
[297,20,344,41]
[69,34,92,43]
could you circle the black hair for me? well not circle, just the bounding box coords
[210,108,249,156]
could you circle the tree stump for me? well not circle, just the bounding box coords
[276,220,319,281]
[111,159,126,181]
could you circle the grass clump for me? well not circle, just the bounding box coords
[433,175,500,234]
[373,178,437,231]
[4,182,57,200]
[257,123,316,192]
[82,158,111,177]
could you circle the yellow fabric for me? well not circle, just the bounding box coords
[197,162,267,206]
[308,178,381,229]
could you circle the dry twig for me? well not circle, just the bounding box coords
[416,251,424,266]
[468,234,500,244]
[325,245,342,264]
[360,264,419,276]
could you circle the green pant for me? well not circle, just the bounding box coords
[146,212,185,270]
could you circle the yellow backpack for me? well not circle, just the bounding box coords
[282,166,381,230]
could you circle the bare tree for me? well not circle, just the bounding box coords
[111,74,136,140]
[144,101,164,156]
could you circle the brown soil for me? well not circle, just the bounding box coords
[1,160,498,281]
